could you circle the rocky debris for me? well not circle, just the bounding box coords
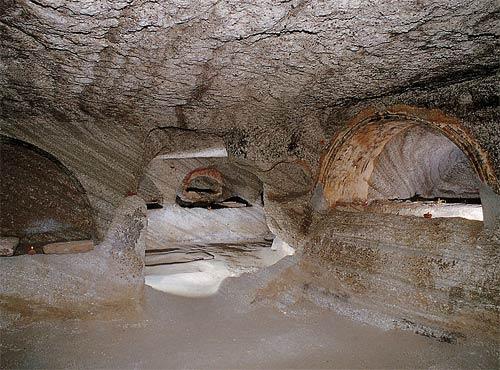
[0,237,19,257]
[43,240,94,254]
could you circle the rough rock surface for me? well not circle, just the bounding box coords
[0,237,19,257]
[1,0,498,174]
[145,205,272,251]
[261,202,500,339]
[145,250,213,266]
[0,137,96,246]
[0,0,498,337]
[0,196,147,306]
[140,157,263,205]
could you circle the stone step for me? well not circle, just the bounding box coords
[42,240,94,254]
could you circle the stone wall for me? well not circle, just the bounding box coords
[368,126,480,200]
[0,0,498,333]
[139,157,262,205]
[304,211,498,337]
[0,122,144,240]
[0,137,96,246]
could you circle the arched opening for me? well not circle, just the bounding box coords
[138,150,293,297]
[316,106,499,223]
[0,136,97,256]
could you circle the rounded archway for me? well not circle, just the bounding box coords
[137,144,294,297]
[0,136,97,254]
[317,105,498,206]
[316,105,500,224]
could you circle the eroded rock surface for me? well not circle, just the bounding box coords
[0,237,19,257]
[0,137,96,246]
[0,0,498,340]
[369,126,481,200]
[1,0,499,173]
[0,196,147,306]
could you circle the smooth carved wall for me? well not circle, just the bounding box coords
[368,126,481,200]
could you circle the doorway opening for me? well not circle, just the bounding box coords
[317,106,499,223]
[365,125,482,220]
[138,154,294,297]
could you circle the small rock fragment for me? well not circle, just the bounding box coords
[0,237,19,256]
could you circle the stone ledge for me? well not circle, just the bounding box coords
[43,240,94,255]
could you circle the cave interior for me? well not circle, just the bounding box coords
[0,0,499,368]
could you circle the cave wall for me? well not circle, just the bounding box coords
[0,138,96,246]
[261,192,499,340]
[317,75,500,185]
[304,211,498,337]
[139,157,262,205]
[0,122,144,240]
[139,157,271,250]
[0,0,498,333]
[1,0,498,187]
[0,195,147,306]
[368,125,480,200]
[259,78,499,338]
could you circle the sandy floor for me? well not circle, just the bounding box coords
[1,274,498,370]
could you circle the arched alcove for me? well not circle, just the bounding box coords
[0,136,97,254]
[316,105,499,225]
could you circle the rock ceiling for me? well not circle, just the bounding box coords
[1,0,498,131]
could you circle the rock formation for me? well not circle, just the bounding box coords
[0,0,499,347]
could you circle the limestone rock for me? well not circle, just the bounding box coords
[0,237,19,257]
[177,167,225,207]
[145,205,273,250]
[43,240,94,255]
[368,126,481,200]
[145,250,213,266]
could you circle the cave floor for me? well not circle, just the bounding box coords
[1,281,498,369]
